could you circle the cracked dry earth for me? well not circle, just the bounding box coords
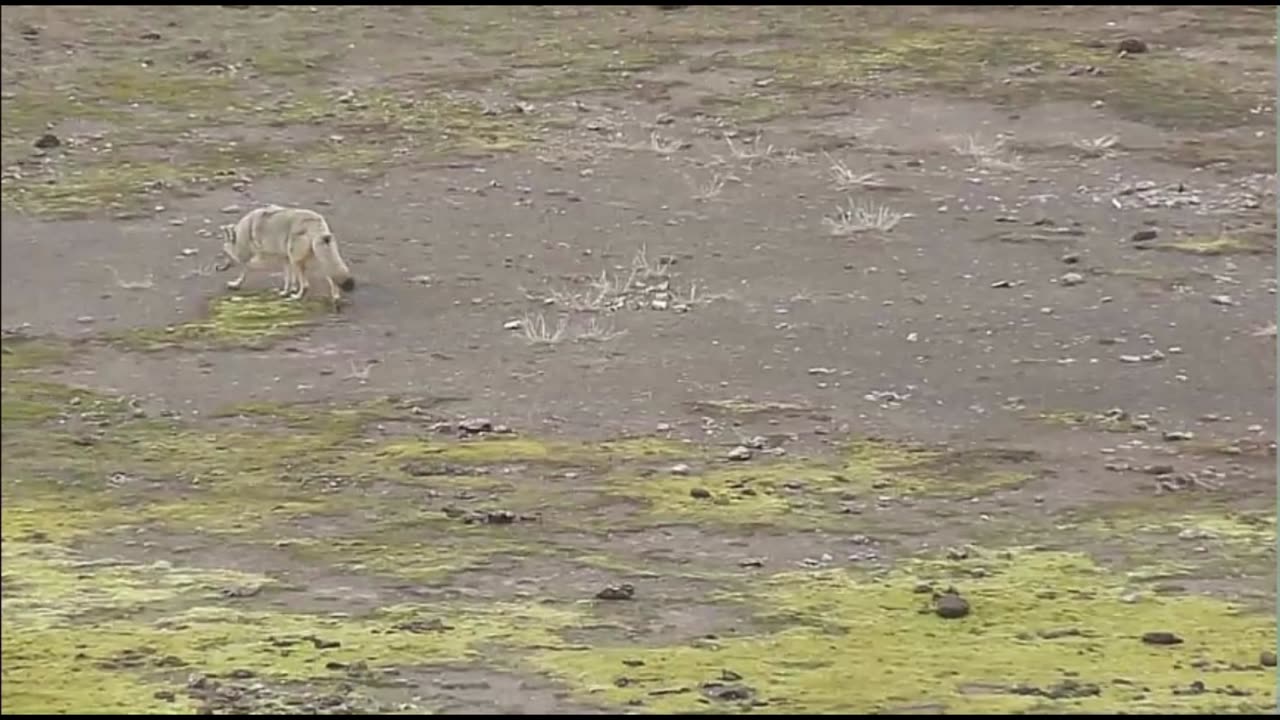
[1,5,1276,715]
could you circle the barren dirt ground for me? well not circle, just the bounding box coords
[2,5,1277,714]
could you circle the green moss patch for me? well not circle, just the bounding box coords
[1154,235,1272,257]
[1,528,582,714]
[728,27,1266,129]
[376,435,690,467]
[1,378,131,426]
[534,548,1276,713]
[108,292,328,352]
[1,335,72,372]
[611,440,1034,526]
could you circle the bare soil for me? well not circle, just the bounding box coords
[2,5,1275,715]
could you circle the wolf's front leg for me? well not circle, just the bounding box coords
[278,262,295,297]
[226,268,248,291]
[287,261,309,300]
[223,243,247,290]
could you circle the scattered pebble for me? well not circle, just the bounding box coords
[1209,295,1236,307]
[670,463,691,476]
[1129,228,1159,242]
[1119,350,1165,364]
[1261,651,1276,667]
[689,487,712,500]
[457,417,494,434]
[1141,631,1183,646]
[1117,37,1149,54]
[1059,272,1085,286]
[726,446,753,461]
[34,133,60,149]
[596,583,636,601]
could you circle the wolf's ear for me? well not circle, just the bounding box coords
[319,233,333,246]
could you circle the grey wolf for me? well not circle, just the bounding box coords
[219,204,355,304]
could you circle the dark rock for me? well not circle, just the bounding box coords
[457,509,534,525]
[34,133,60,149]
[483,510,515,524]
[1130,228,1159,243]
[309,637,342,650]
[154,690,177,702]
[1260,650,1276,667]
[689,487,712,500]
[1141,631,1183,646]
[140,30,163,40]
[596,583,636,601]
[934,591,970,619]
[1117,37,1149,54]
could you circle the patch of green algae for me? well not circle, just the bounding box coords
[0,532,275,713]
[728,27,1265,129]
[1,378,131,427]
[1074,510,1276,547]
[1059,506,1276,583]
[1156,235,1272,257]
[1,532,583,714]
[376,435,689,467]
[1,335,71,372]
[1,378,695,580]
[109,292,328,352]
[532,548,1276,713]
[612,440,1033,526]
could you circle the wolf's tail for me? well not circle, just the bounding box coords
[315,233,355,291]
